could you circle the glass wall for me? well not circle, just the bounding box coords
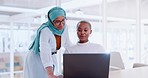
[141,0,148,64]
[0,22,38,78]
[0,25,11,78]
[12,23,37,78]
[106,0,137,68]
[0,0,148,78]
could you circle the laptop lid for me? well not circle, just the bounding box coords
[63,53,110,78]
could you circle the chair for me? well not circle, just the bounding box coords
[109,52,125,71]
[133,63,148,68]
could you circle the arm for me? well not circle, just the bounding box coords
[39,28,57,77]
[62,25,73,48]
[46,66,58,78]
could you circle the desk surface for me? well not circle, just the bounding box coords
[109,66,148,78]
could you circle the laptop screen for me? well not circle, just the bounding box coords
[63,53,110,78]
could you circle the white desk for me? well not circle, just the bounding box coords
[109,66,148,78]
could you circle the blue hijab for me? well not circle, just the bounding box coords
[29,7,66,54]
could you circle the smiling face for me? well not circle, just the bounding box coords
[53,16,66,30]
[77,21,92,43]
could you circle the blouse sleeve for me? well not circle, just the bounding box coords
[62,25,73,48]
[39,27,53,68]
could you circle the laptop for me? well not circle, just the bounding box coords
[63,53,110,78]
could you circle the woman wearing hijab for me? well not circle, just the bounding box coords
[24,7,72,78]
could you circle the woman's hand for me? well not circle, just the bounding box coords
[48,74,58,78]
[48,74,63,78]
[46,66,58,78]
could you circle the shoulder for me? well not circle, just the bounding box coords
[65,44,77,52]
[41,27,50,32]
[89,43,105,51]
[66,44,77,49]
[89,43,103,47]
[40,27,52,34]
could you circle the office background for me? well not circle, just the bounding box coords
[0,0,148,78]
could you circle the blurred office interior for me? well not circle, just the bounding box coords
[0,0,148,78]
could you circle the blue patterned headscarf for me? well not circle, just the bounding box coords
[29,7,66,54]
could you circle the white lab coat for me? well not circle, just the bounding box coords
[24,25,72,78]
